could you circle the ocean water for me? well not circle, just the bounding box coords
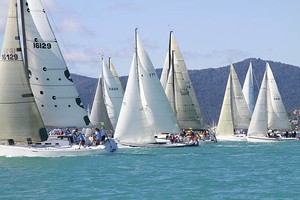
[1,141,300,200]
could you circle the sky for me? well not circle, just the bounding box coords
[0,0,299,78]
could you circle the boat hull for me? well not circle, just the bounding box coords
[117,142,186,148]
[216,135,247,142]
[0,138,117,157]
[247,136,299,143]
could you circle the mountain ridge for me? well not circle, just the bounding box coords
[72,58,300,125]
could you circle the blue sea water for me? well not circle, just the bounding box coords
[1,141,300,200]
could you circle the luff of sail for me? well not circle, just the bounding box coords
[0,0,47,143]
[102,58,123,129]
[114,30,180,144]
[22,0,90,128]
[242,62,254,116]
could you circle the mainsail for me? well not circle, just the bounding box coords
[21,0,90,128]
[0,0,47,142]
[114,29,180,144]
[109,57,124,93]
[160,31,204,129]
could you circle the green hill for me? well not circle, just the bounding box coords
[72,58,300,126]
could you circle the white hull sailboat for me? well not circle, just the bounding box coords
[160,31,205,130]
[216,64,251,141]
[0,0,117,156]
[114,29,186,148]
[247,62,296,142]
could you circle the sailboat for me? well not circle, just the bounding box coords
[88,57,123,135]
[114,29,185,148]
[0,0,117,157]
[216,64,251,141]
[247,62,295,142]
[242,62,255,116]
[160,31,205,130]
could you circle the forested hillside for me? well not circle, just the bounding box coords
[72,58,300,126]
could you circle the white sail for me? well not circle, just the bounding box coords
[230,64,251,129]
[102,58,123,129]
[248,62,291,138]
[114,30,180,144]
[160,53,170,90]
[22,0,90,128]
[0,0,48,143]
[89,77,113,131]
[109,57,124,93]
[242,62,254,116]
[266,62,291,130]
[161,31,204,129]
[248,70,268,137]
[216,74,234,136]
[216,64,250,139]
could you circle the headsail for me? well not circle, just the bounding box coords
[0,0,47,142]
[89,76,113,132]
[21,0,90,128]
[242,62,254,116]
[247,70,268,137]
[216,74,234,136]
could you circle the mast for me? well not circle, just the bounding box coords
[135,28,140,92]
[168,31,173,72]
[171,49,177,115]
[19,0,29,76]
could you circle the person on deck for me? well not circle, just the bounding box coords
[78,133,85,149]
[100,127,107,144]
[95,128,101,145]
